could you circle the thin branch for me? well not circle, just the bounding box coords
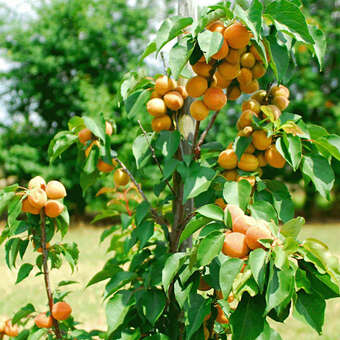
[40,211,62,339]
[191,120,200,155]
[114,158,168,226]
[137,120,176,196]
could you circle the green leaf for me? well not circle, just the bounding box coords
[28,329,48,340]
[135,201,151,226]
[16,263,34,284]
[132,134,152,169]
[155,131,180,159]
[249,248,267,293]
[267,33,289,81]
[314,134,340,161]
[265,0,314,44]
[179,216,210,247]
[48,131,78,163]
[136,220,154,249]
[83,115,106,141]
[106,291,134,336]
[12,303,35,324]
[280,217,305,239]
[140,41,157,62]
[80,171,97,194]
[104,272,137,300]
[234,4,261,42]
[196,204,224,221]
[169,40,193,79]
[140,289,166,326]
[156,16,193,53]
[255,321,282,340]
[223,180,252,211]
[293,291,325,335]
[197,30,223,61]
[308,25,326,70]
[87,260,121,287]
[250,200,278,223]
[301,155,334,200]
[197,231,224,267]
[219,258,243,299]
[162,253,187,294]
[125,89,150,119]
[234,136,252,161]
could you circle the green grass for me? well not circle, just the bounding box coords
[0,223,340,339]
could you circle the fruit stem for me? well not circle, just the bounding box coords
[40,211,62,339]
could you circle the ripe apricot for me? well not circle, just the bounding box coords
[46,181,67,199]
[97,159,115,173]
[251,90,267,104]
[238,126,253,137]
[207,21,226,34]
[164,91,184,111]
[241,52,256,68]
[198,277,211,291]
[192,62,213,77]
[246,224,272,249]
[222,170,238,181]
[237,68,252,85]
[22,198,41,215]
[78,128,92,145]
[155,75,177,96]
[150,90,161,99]
[175,86,188,99]
[44,200,64,218]
[241,99,261,114]
[272,96,290,111]
[28,176,46,190]
[190,100,210,121]
[222,232,249,258]
[114,169,129,186]
[216,304,229,324]
[226,48,240,64]
[215,198,227,209]
[227,85,241,101]
[36,242,51,253]
[218,61,240,80]
[237,175,256,187]
[28,188,47,209]
[186,76,208,98]
[212,39,229,60]
[218,149,237,169]
[151,115,172,132]
[225,204,244,226]
[238,153,259,172]
[270,85,289,98]
[240,79,259,94]
[252,130,272,150]
[252,63,266,79]
[257,153,267,167]
[245,143,255,154]
[52,302,72,321]
[85,140,100,158]
[34,313,53,329]
[105,121,113,136]
[146,98,167,117]
[238,109,257,129]
[265,145,286,168]
[224,22,250,49]
[233,215,257,234]
[4,320,18,337]
[212,71,231,89]
[250,45,262,61]
[203,87,227,111]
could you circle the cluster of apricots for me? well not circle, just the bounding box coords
[0,319,19,338]
[77,124,130,187]
[218,84,290,185]
[147,75,188,132]
[34,301,72,329]
[21,176,66,218]
[186,21,268,122]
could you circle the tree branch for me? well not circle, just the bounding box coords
[40,211,62,339]
[191,120,200,155]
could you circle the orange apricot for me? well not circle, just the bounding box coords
[146,98,167,117]
[241,99,261,114]
[238,153,259,172]
[213,71,231,89]
[150,90,161,99]
[175,86,188,99]
[44,200,64,218]
[164,91,184,111]
[186,76,208,98]
[252,63,266,79]
[237,109,257,129]
[272,96,290,111]
[218,149,237,169]
[218,61,240,80]
[190,100,210,121]
[212,39,229,60]
[224,22,250,49]
[270,85,290,98]
[28,176,46,190]
[232,215,257,234]
[192,62,213,77]
[225,204,244,226]
[257,153,267,167]
[22,198,41,215]
[238,126,253,137]
[203,87,227,111]
[151,115,172,132]
[97,159,115,173]
[155,75,177,96]
[45,181,66,199]
[222,170,238,181]
[28,188,47,209]
[237,68,253,85]
[250,45,262,61]
[237,175,256,187]
[240,52,256,68]
[265,145,286,168]
[34,313,53,329]
[245,143,255,154]
[239,79,259,94]
[227,85,241,101]
[78,128,92,145]
[113,169,130,186]
[251,90,267,104]
[52,302,72,321]
[222,232,250,258]
[4,321,18,337]
[226,48,241,64]
[207,21,226,34]
[252,130,272,151]
[246,224,272,249]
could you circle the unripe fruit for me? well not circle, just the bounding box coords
[272,95,290,111]
[78,128,92,145]
[212,39,229,60]
[227,85,241,101]
[257,153,267,167]
[203,88,227,111]
[238,153,259,172]
[225,204,244,226]
[251,90,267,104]
[226,48,240,64]
[186,76,208,98]
[218,61,240,80]
[241,99,261,114]
[265,145,286,168]
[218,149,237,169]
[252,130,272,150]
[22,198,41,215]
[28,188,48,209]
[222,170,238,181]
[97,159,115,173]
[207,21,226,34]
[146,98,167,117]
[198,277,211,291]
[34,313,53,329]
[215,198,227,209]
[192,62,213,77]
[222,232,249,258]
[250,45,262,61]
[190,100,210,121]
[152,115,172,132]
[213,71,231,89]
[252,63,266,79]
[237,68,253,85]
[46,181,67,199]
[238,109,257,129]
[44,200,64,218]
[233,215,257,234]
[237,175,256,187]
[224,22,250,49]
[270,85,290,98]
[28,176,46,190]
[246,224,272,249]
[4,321,18,337]
[240,79,259,94]
[155,75,177,96]
[265,105,282,120]
[216,304,229,324]
[175,86,188,99]
[114,169,130,186]
[241,52,256,68]
[52,302,72,321]
[164,91,184,111]
[105,121,113,136]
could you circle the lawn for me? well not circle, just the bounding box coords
[0,222,339,339]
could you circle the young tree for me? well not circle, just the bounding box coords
[2,1,340,339]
